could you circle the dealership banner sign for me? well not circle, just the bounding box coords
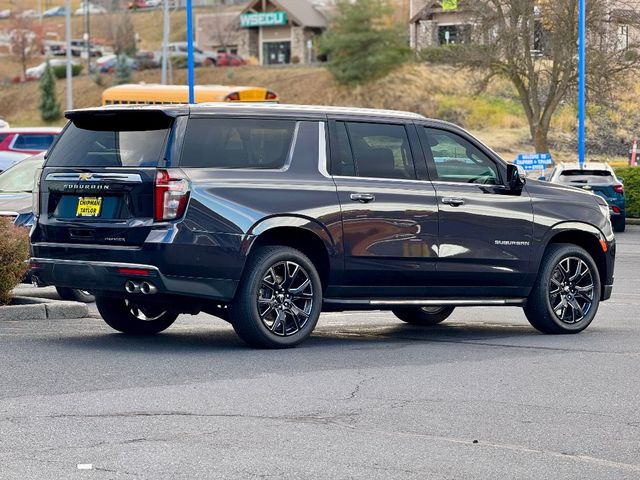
[240,11,287,28]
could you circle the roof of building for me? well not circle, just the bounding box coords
[243,0,327,28]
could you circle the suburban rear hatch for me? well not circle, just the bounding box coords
[36,108,188,246]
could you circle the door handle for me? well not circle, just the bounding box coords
[442,197,465,207]
[350,193,375,203]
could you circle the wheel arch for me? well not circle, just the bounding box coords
[539,222,609,297]
[243,216,339,291]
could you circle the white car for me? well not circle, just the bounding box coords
[74,3,107,15]
[164,42,218,66]
[43,6,67,17]
[25,59,79,81]
[18,9,39,18]
[0,151,31,173]
[0,9,11,19]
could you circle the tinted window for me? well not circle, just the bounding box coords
[424,128,498,184]
[181,118,296,169]
[13,134,56,151]
[47,117,171,167]
[345,122,415,179]
[559,170,614,184]
[330,122,355,176]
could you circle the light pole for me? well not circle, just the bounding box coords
[186,0,195,104]
[161,0,170,85]
[65,0,72,110]
[578,0,586,167]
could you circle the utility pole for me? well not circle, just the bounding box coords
[65,0,73,110]
[161,0,170,84]
[578,0,586,166]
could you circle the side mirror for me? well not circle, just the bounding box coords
[506,163,526,192]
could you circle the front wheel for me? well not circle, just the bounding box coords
[392,306,455,326]
[95,297,178,335]
[524,244,601,334]
[229,246,322,348]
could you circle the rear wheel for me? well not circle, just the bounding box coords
[230,246,322,349]
[613,216,626,233]
[392,306,455,326]
[524,244,600,334]
[95,296,178,335]
[56,286,95,303]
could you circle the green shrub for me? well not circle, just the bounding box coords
[52,64,83,79]
[614,166,640,217]
[0,218,30,305]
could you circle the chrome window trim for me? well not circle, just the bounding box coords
[318,121,330,178]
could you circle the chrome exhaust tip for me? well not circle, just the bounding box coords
[125,280,140,294]
[140,281,157,295]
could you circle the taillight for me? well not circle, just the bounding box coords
[613,183,624,194]
[154,169,190,221]
[225,92,240,101]
[611,206,621,214]
[32,167,42,217]
[265,90,278,100]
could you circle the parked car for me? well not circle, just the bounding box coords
[0,155,94,303]
[93,54,136,73]
[216,52,246,67]
[0,9,11,19]
[0,118,9,128]
[0,127,61,155]
[0,151,31,173]
[128,0,153,9]
[547,163,626,232]
[29,104,615,348]
[164,42,217,66]
[74,3,107,15]
[25,59,79,81]
[43,6,67,17]
[18,9,39,18]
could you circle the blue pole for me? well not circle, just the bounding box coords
[186,0,195,104]
[578,0,586,166]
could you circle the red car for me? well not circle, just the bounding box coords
[0,128,61,155]
[216,52,246,67]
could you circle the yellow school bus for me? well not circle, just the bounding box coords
[101,84,279,106]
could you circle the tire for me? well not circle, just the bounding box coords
[229,246,322,349]
[95,296,178,335]
[613,216,626,233]
[392,306,455,326]
[56,286,95,303]
[524,243,601,334]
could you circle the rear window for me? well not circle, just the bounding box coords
[559,169,614,184]
[180,118,296,169]
[46,113,172,167]
[13,133,57,151]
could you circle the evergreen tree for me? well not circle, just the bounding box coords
[115,55,132,85]
[319,0,411,85]
[39,60,61,122]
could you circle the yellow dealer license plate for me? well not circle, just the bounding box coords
[76,197,102,217]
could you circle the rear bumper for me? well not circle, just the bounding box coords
[29,257,238,302]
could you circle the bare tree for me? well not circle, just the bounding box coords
[105,10,137,56]
[208,11,240,54]
[422,0,640,153]
[9,13,43,81]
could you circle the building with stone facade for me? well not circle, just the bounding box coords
[409,0,640,52]
[196,0,328,65]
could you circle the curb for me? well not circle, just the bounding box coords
[0,296,89,321]
[627,218,640,225]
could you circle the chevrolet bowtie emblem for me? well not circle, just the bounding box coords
[79,173,93,181]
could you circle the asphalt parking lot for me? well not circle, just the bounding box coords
[1,227,639,479]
